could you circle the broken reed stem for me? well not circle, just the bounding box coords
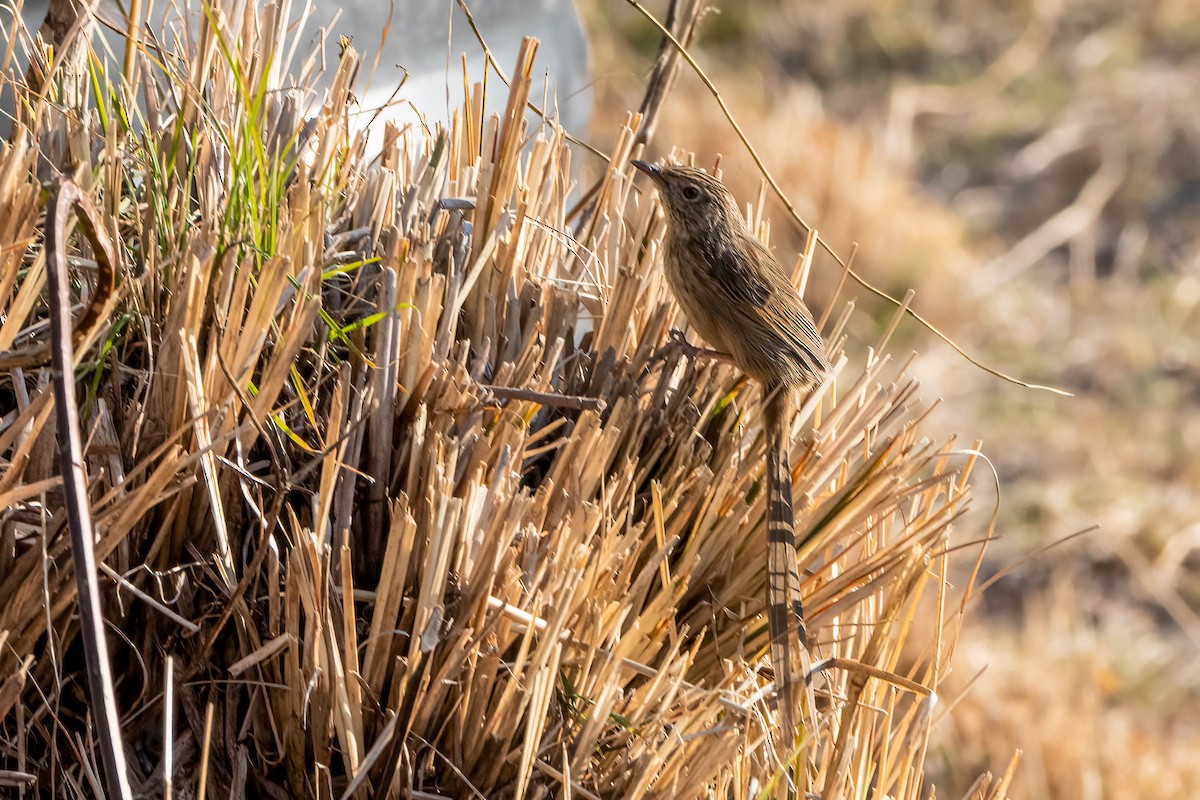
[197,701,215,800]
[809,657,933,697]
[481,385,607,412]
[164,655,174,800]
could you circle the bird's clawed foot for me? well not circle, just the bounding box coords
[647,328,735,372]
[665,328,733,363]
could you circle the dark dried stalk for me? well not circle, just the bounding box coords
[635,0,704,149]
[481,385,607,412]
[45,179,132,800]
[567,0,703,227]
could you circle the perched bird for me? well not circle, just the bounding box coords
[632,159,831,738]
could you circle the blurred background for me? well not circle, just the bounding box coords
[580,1,1200,797]
[4,0,593,136]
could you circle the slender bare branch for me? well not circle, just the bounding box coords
[45,178,132,800]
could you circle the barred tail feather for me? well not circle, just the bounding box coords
[763,388,813,747]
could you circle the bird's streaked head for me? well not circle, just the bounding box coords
[631,160,743,230]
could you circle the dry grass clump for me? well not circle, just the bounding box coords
[1,2,995,797]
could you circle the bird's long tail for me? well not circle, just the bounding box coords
[763,387,813,747]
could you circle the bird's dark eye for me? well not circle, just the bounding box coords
[681,185,702,201]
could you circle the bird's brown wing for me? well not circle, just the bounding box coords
[745,237,830,382]
[729,236,825,383]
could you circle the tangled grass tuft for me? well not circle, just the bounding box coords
[0,2,1000,797]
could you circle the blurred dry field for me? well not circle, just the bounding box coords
[587,0,1200,797]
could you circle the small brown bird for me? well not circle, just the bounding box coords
[632,159,830,737]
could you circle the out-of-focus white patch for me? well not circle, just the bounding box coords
[3,0,593,142]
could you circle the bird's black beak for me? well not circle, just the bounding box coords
[631,160,664,185]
